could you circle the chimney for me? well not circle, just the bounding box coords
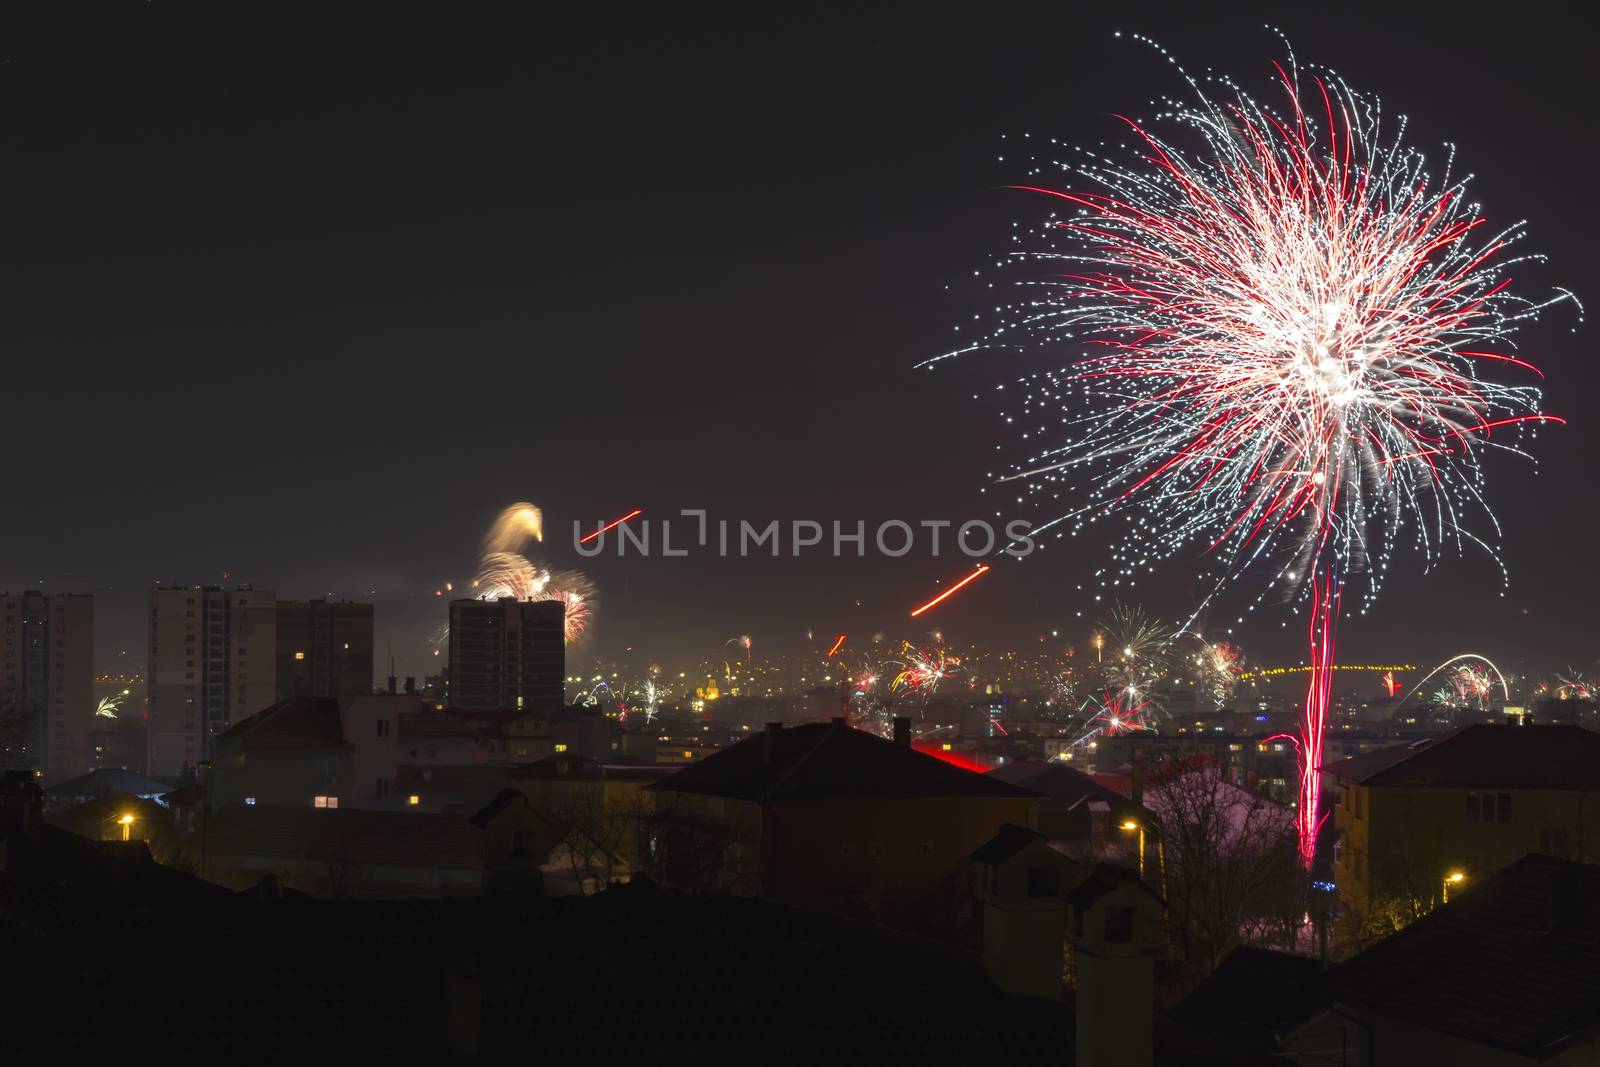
[1131,749,1147,807]
[764,722,784,766]
[893,717,912,748]
[404,677,416,695]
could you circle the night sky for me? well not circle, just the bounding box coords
[4,2,1595,681]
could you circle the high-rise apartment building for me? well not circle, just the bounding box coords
[447,598,564,711]
[275,600,374,700]
[0,592,94,783]
[148,585,276,776]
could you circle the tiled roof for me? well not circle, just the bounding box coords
[204,803,483,870]
[1171,946,1326,1050]
[1321,725,1600,788]
[216,697,349,750]
[648,722,1038,803]
[1328,854,1600,1057]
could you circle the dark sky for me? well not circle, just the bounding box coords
[3,1,1595,681]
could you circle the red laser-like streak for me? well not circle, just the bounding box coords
[824,634,846,658]
[909,564,990,618]
[1297,569,1340,867]
[579,508,642,544]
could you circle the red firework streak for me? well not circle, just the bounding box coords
[579,508,642,544]
[824,634,846,657]
[1298,571,1340,865]
[909,564,990,618]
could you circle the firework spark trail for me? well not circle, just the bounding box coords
[909,564,990,618]
[1298,571,1339,863]
[579,508,642,545]
[825,634,847,658]
[939,34,1574,863]
[485,503,542,552]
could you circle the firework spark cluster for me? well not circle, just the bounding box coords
[936,34,1574,615]
[465,502,599,645]
[842,641,969,738]
[938,33,1573,862]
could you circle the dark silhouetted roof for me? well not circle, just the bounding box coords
[971,822,1045,865]
[1172,946,1326,1050]
[1328,853,1600,1057]
[2,826,232,942]
[1064,862,1162,909]
[7,878,1076,1061]
[648,722,1038,803]
[468,788,528,828]
[205,803,483,870]
[216,697,349,750]
[991,760,1144,811]
[1321,725,1600,788]
[45,767,172,799]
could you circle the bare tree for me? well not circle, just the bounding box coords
[1145,757,1304,982]
[553,789,638,895]
[634,795,761,896]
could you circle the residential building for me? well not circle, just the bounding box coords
[0,591,94,783]
[207,697,351,810]
[988,759,1151,867]
[646,717,1038,928]
[147,585,276,776]
[970,823,1077,999]
[275,599,374,700]
[1174,854,1600,1066]
[1325,723,1600,917]
[448,598,564,712]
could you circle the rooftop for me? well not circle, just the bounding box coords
[1171,946,1327,1051]
[990,759,1144,812]
[216,697,349,751]
[1328,853,1600,1057]
[45,767,172,800]
[648,721,1038,803]
[1321,724,1600,788]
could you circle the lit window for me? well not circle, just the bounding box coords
[554,743,568,753]
[313,795,339,809]
[683,751,694,759]
[941,743,953,751]
[294,651,305,661]
[244,797,256,806]
[407,794,420,806]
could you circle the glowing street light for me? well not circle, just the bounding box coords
[1443,870,1466,903]
[118,813,135,841]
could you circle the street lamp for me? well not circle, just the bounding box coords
[118,813,135,841]
[1121,819,1145,878]
[1443,870,1466,903]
